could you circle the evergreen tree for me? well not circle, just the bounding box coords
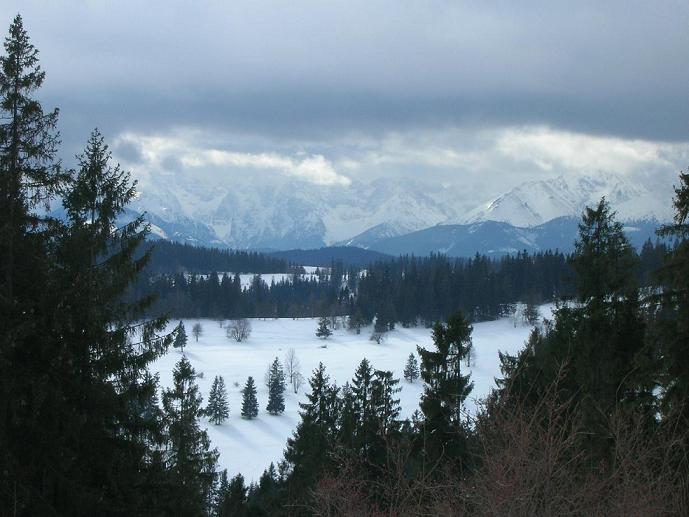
[174,320,188,352]
[48,129,174,512]
[214,469,231,515]
[241,376,259,419]
[351,358,376,450]
[571,197,636,301]
[206,375,230,425]
[656,172,689,422]
[523,301,540,325]
[161,356,219,515]
[0,16,66,512]
[403,353,420,382]
[283,363,339,499]
[372,369,401,434]
[222,473,248,517]
[417,311,474,462]
[266,357,286,415]
[315,315,332,339]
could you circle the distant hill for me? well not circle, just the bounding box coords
[349,217,663,257]
[267,246,392,267]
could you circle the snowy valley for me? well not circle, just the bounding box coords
[152,308,549,481]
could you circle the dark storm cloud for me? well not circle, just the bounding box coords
[2,0,688,153]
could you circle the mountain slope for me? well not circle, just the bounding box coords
[461,172,673,227]
[356,217,662,257]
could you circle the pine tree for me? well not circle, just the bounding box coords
[206,375,230,424]
[241,376,259,419]
[266,357,286,415]
[316,316,332,339]
[403,353,420,382]
[174,320,188,352]
[162,356,219,514]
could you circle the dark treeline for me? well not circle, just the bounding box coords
[142,240,291,274]
[136,242,667,328]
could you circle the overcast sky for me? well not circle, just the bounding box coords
[2,1,688,200]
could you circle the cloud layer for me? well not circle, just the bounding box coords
[1,1,687,197]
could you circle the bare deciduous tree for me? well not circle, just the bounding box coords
[192,322,203,342]
[226,319,251,342]
[284,348,303,393]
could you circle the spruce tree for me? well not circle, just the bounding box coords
[206,375,230,424]
[0,16,65,512]
[656,172,689,422]
[417,311,474,462]
[372,369,401,434]
[283,363,339,498]
[174,321,188,352]
[51,129,173,511]
[266,357,286,415]
[316,316,332,339]
[403,353,420,382]
[162,356,219,515]
[241,376,259,419]
[351,358,378,453]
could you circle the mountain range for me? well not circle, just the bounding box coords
[125,169,674,257]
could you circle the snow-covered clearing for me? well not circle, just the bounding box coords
[152,308,551,481]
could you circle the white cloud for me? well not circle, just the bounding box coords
[495,126,674,175]
[114,132,351,186]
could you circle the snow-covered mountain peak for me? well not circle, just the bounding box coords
[461,172,672,227]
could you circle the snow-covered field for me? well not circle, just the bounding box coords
[152,310,548,481]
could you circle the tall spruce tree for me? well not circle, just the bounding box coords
[417,311,474,463]
[241,376,259,419]
[206,375,230,424]
[283,363,339,498]
[352,358,377,450]
[656,172,689,422]
[0,16,66,512]
[161,356,218,514]
[266,357,286,415]
[44,129,173,513]
[372,369,401,434]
